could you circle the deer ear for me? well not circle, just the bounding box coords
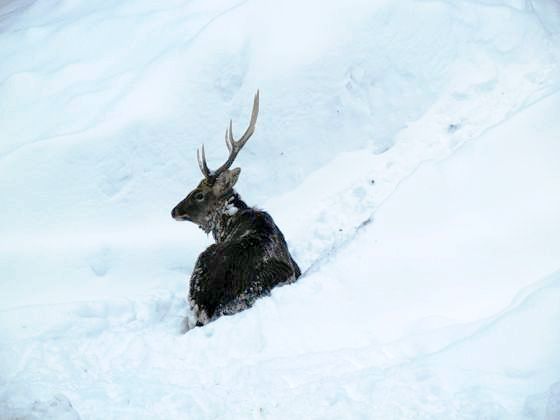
[213,167,241,196]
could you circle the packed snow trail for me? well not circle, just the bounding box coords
[1,0,560,418]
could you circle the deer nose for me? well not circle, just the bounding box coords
[171,206,191,221]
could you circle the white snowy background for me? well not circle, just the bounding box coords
[1,0,560,418]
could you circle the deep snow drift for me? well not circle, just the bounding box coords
[1,0,560,418]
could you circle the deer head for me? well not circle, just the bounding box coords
[171,91,259,230]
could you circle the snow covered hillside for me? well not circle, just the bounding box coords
[1,0,560,418]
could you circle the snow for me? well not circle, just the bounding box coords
[1,0,560,418]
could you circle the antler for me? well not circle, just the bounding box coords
[197,90,260,180]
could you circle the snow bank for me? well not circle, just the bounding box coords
[2,0,559,308]
[1,0,560,418]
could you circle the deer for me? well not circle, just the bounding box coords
[171,91,301,327]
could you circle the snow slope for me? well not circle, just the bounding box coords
[1,0,560,418]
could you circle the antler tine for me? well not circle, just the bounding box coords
[224,125,233,152]
[227,119,234,145]
[197,145,212,178]
[211,90,260,177]
[233,90,259,148]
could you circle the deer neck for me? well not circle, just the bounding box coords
[207,192,248,243]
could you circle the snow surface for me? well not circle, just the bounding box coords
[1,0,560,418]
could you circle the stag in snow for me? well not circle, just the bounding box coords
[171,91,301,327]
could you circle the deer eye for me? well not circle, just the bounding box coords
[194,192,204,201]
